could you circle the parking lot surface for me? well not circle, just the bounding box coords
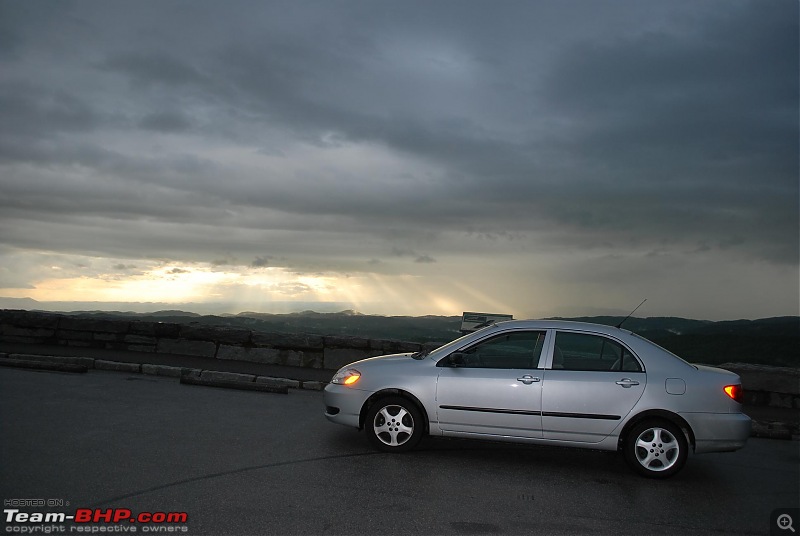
[1,367,798,535]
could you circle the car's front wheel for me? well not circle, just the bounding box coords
[364,396,424,453]
[624,419,688,478]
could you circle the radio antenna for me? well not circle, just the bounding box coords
[616,299,647,329]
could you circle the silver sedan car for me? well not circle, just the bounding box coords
[323,320,751,478]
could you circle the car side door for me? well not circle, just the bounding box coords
[434,330,548,439]
[541,330,646,443]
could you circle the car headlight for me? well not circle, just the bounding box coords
[331,368,361,386]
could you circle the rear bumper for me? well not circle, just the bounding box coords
[679,411,751,454]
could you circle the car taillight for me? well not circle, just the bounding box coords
[724,384,743,403]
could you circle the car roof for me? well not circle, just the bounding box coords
[491,319,632,336]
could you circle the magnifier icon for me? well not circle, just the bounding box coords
[778,514,795,533]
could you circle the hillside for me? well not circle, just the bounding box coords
[41,309,798,367]
[554,316,798,367]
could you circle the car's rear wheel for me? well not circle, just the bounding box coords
[365,396,424,453]
[624,419,688,478]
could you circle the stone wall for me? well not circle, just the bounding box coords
[1,310,797,409]
[718,363,800,410]
[0,310,423,371]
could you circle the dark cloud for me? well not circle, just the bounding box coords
[0,0,796,318]
[391,247,416,258]
[0,84,101,148]
[251,256,271,268]
[139,112,193,133]
[98,52,209,88]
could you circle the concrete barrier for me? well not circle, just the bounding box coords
[718,363,800,410]
[0,353,318,393]
[0,309,422,371]
[1,309,797,409]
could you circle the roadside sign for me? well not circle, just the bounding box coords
[460,312,513,333]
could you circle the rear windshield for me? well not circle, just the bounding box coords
[629,332,697,370]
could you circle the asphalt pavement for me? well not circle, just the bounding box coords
[1,341,797,435]
[1,366,798,536]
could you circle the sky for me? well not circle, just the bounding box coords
[0,0,797,320]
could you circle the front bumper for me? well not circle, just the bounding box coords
[679,411,752,454]
[323,383,370,429]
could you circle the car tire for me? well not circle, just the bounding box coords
[365,396,424,453]
[623,419,688,479]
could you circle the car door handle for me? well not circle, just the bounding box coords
[517,375,541,385]
[615,378,640,388]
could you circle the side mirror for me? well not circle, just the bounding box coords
[449,352,467,367]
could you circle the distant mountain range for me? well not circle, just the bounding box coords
[1,299,796,367]
[0,297,355,315]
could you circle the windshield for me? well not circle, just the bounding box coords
[412,324,498,360]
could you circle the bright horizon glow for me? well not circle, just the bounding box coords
[1,251,796,320]
[0,254,513,317]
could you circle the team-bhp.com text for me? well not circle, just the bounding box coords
[4,509,189,533]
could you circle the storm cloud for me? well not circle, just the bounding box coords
[0,0,797,319]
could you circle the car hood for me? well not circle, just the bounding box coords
[346,352,416,368]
